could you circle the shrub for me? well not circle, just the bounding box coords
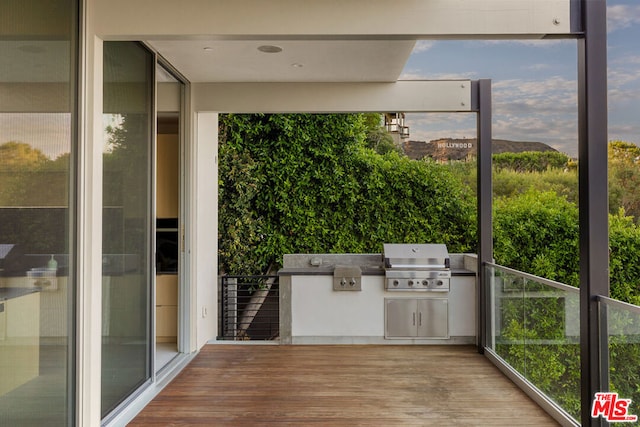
[494,190,580,287]
[218,113,476,275]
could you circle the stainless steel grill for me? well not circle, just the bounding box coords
[383,243,451,292]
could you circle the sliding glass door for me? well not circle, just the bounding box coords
[156,63,184,371]
[0,1,78,425]
[101,41,154,417]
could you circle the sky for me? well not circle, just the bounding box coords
[1,2,638,160]
[400,0,640,157]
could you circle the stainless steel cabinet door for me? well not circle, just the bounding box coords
[417,298,449,338]
[385,299,417,338]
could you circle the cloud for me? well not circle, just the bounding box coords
[412,40,436,53]
[609,87,640,110]
[492,77,579,153]
[398,71,429,80]
[608,67,640,87]
[524,64,552,71]
[400,28,640,156]
[404,75,581,155]
[404,113,476,142]
[610,55,640,68]
[494,115,575,138]
[399,71,478,80]
[405,112,475,127]
[406,126,477,144]
[494,76,575,94]
[493,76,577,115]
[607,5,640,33]
[479,39,573,48]
[0,113,71,158]
[609,122,640,141]
[406,109,579,154]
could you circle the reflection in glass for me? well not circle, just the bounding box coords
[487,265,581,421]
[604,300,640,422]
[0,1,77,426]
[101,41,153,417]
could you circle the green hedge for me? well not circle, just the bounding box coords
[218,113,475,275]
[494,190,580,287]
[493,151,570,173]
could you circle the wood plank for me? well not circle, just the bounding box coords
[130,345,560,426]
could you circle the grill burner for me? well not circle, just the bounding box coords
[383,243,451,292]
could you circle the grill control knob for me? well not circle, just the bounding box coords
[422,280,429,286]
[437,280,443,286]
[408,280,414,287]
[393,280,399,287]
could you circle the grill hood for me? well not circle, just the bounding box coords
[383,243,450,270]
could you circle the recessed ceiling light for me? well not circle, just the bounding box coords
[291,63,303,68]
[203,47,213,52]
[257,45,283,53]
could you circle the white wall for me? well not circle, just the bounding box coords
[292,276,385,337]
[193,112,218,348]
[77,26,105,425]
[290,274,476,342]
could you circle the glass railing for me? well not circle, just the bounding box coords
[485,263,581,422]
[599,296,640,422]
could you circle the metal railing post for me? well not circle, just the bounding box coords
[475,79,492,354]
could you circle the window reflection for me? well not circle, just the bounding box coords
[101,41,153,417]
[0,1,76,424]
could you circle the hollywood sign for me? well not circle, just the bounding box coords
[437,142,474,149]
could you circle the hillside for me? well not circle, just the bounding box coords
[403,138,557,161]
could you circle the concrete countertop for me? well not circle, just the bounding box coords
[278,267,475,276]
[0,287,41,302]
[279,252,477,277]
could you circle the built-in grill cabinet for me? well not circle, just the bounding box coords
[383,244,451,339]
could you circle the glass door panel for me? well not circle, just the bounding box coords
[0,1,78,425]
[156,64,183,371]
[101,41,154,417]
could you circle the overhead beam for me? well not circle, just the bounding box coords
[94,0,572,39]
[192,81,472,113]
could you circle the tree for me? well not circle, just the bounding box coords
[493,190,579,286]
[0,141,49,171]
[492,151,570,173]
[362,113,402,155]
[0,141,69,254]
[608,141,640,221]
[609,210,640,305]
[0,141,68,207]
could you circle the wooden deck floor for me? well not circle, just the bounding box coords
[130,345,559,426]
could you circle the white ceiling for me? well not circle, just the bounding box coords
[0,39,416,84]
[0,41,71,83]
[147,39,416,83]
